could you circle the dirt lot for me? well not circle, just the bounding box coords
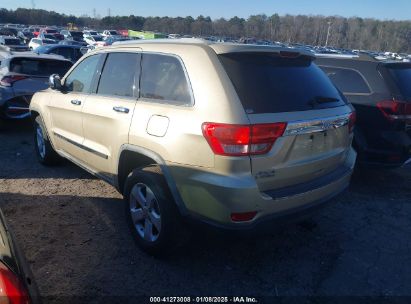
[0,121,411,303]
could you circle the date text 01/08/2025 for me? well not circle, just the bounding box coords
[149,296,258,303]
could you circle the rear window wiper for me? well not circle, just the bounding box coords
[308,96,340,107]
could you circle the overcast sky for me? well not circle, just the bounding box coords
[2,0,410,20]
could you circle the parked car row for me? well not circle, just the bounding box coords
[0,25,133,50]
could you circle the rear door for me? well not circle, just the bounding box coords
[48,54,102,160]
[81,51,141,177]
[219,52,353,191]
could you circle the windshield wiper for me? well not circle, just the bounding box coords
[308,96,340,107]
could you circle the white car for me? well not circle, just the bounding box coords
[83,35,106,47]
[28,38,57,50]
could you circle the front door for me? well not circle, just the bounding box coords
[48,53,103,161]
[81,51,141,177]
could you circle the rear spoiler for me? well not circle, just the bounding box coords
[210,44,315,60]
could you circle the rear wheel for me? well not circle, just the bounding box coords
[33,116,61,166]
[124,166,189,256]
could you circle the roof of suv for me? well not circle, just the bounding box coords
[109,38,315,57]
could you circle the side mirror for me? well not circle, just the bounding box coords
[49,74,62,90]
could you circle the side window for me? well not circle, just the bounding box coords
[97,53,140,98]
[65,54,101,93]
[140,53,192,105]
[321,66,371,94]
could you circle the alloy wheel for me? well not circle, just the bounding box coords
[129,183,162,242]
[36,125,46,159]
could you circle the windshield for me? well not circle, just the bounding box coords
[45,29,57,33]
[4,38,22,45]
[93,36,103,41]
[10,58,73,76]
[219,52,346,113]
[387,65,411,101]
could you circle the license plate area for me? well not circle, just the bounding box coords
[290,131,333,159]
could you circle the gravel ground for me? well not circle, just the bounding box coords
[0,121,411,303]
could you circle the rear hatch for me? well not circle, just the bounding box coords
[3,38,29,52]
[218,51,353,193]
[6,57,72,113]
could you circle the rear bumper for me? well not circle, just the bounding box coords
[0,94,31,120]
[170,147,356,229]
[356,130,411,167]
[357,147,411,168]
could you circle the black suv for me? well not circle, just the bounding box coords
[316,54,411,167]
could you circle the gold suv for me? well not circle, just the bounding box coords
[30,39,357,255]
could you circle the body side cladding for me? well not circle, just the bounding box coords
[117,144,188,216]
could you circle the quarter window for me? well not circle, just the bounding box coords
[140,54,192,105]
[97,53,140,98]
[321,66,371,94]
[65,54,100,93]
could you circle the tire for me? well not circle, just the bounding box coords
[124,165,189,256]
[33,116,61,166]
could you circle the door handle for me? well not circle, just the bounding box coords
[71,100,81,105]
[113,106,130,114]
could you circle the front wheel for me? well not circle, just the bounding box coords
[124,166,189,256]
[33,116,61,166]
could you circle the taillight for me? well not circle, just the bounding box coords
[0,262,30,304]
[202,122,287,156]
[0,76,27,87]
[348,111,356,133]
[377,100,411,121]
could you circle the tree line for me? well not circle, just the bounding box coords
[1,8,411,52]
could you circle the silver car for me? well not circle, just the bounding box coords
[0,52,72,124]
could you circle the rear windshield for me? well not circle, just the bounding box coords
[46,29,57,34]
[4,38,21,45]
[10,58,72,76]
[93,36,103,41]
[219,53,346,113]
[387,65,411,101]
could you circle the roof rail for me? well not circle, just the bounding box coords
[112,38,210,46]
